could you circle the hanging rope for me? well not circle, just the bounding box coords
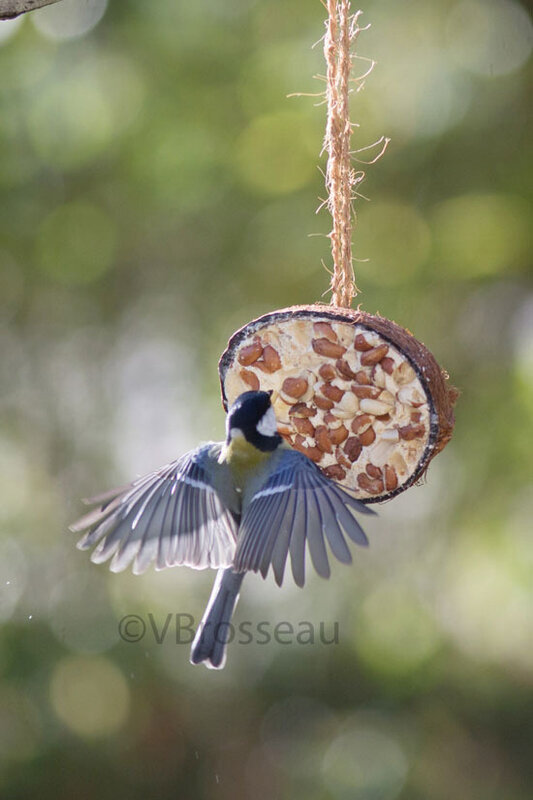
[323,1,389,307]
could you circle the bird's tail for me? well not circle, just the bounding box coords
[190,568,245,669]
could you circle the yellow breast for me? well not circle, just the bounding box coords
[222,436,270,490]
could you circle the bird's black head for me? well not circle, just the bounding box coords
[226,391,282,452]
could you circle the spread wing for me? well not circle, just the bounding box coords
[234,449,375,587]
[70,443,239,575]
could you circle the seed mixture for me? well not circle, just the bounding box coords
[220,306,456,502]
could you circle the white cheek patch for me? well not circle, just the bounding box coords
[257,407,278,437]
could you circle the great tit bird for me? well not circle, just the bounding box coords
[70,390,375,669]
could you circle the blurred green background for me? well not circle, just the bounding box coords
[0,0,532,798]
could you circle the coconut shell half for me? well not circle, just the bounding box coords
[219,305,457,503]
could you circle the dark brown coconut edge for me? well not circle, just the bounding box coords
[219,304,457,504]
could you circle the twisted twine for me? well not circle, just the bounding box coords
[323,1,389,307]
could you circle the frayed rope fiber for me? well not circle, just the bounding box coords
[323,1,389,308]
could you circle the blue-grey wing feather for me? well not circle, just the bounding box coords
[270,490,297,586]
[302,480,330,580]
[235,449,374,586]
[289,492,307,587]
[70,443,239,573]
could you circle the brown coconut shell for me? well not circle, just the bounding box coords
[219,304,457,503]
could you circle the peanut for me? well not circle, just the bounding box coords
[355,370,372,385]
[369,438,395,467]
[366,463,381,479]
[305,448,325,464]
[293,441,323,463]
[319,363,336,382]
[272,396,290,424]
[314,395,334,411]
[372,365,387,389]
[289,403,315,418]
[384,465,398,491]
[354,334,373,351]
[390,451,408,476]
[293,417,315,436]
[334,392,359,419]
[324,412,343,429]
[335,447,351,469]
[238,341,262,366]
[315,426,332,453]
[240,369,260,391]
[359,426,376,447]
[282,376,308,399]
[357,473,384,495]
[313,321,337,342]
[257,345,281,373]
[359,398,394,416]
[312,338,346,359]
[361,344,389,366]
[351,414,373,434]
[378,390,395,406]
[398,423,425,440]
[381,357,395,375]
[397,386,425,407]
[352,385,381,400]
[394,361,415,385]
[329,424,349,445]
[321,383,344,403]
[336,359,358,380]
[323,464,346,481]
[344,437,362,463]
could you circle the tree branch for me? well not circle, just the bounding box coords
[0,0,63,20]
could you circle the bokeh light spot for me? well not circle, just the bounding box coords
[367,5,472,139]
[240,39,322,117]
[355,200,432,284]
[93,55,146,136]
[440,532,533,670]
[355,583,441,677]
[242,195,328,282]
[32,0,108,41]
[432,193,531,278]
[26,68,113,169]
[129,122,221,212]
[446,0,533,77]
[322,718,408,800]
[374,52,470,139]
[49,656,130,738]
[36,202,116,285]
[237,111,318,195]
